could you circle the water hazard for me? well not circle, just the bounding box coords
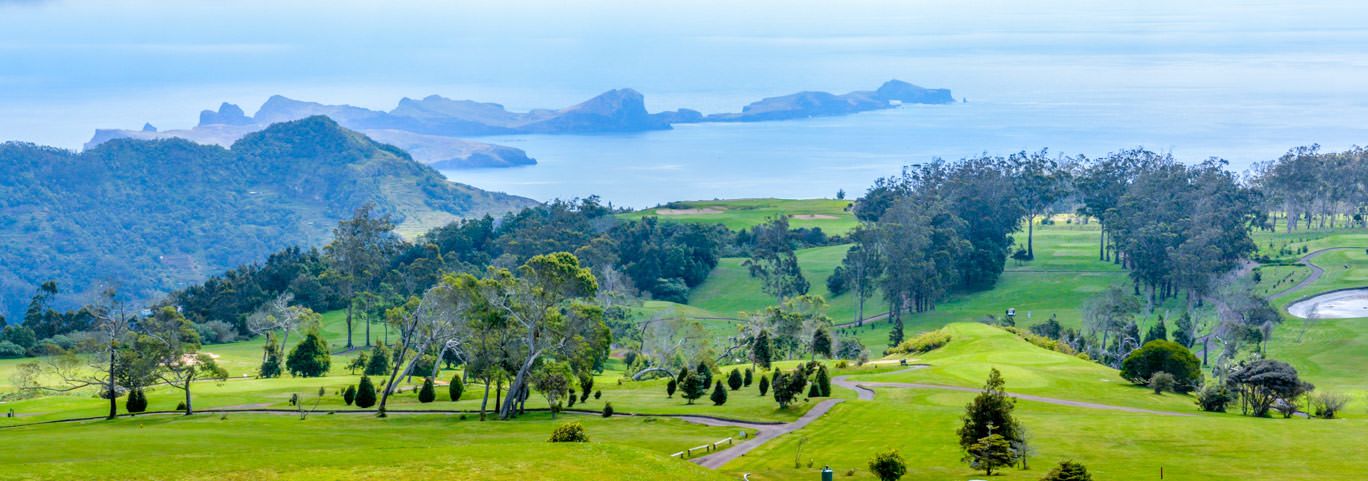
[1287,289,1368,319]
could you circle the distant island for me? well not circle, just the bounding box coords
[87,80,954,169]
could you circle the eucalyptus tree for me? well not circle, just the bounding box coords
[246,293,307,363]
[325,204,401,349]
[137,307,228,415]
[1008,150,1071,259]
[841,226,882,325]
[1082,286,1142,365]
[376,280,473,417]
[463,252,608,420]
[744,217,809,303]
[16,288,136,419]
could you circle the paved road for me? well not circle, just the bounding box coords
[1267,247,1359,302]
[854,381,1193,417]
[683,363,1198,472]
[685,397,845,469]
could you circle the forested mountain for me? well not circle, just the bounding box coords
[0,116,535,321]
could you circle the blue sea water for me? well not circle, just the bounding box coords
[4,0,1368,207]
[448,91,1368,207]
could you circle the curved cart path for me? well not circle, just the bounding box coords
[854,381,1193,417]
[1267,247,1359,302]
[686,366,921,469]
[685,364,1195,472]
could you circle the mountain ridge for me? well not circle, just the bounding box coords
[85,79,953,168]
[1,116,535,321]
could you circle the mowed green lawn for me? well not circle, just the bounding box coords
[1263,242,1368,397]
[0,413,736,481]
[620,198,859,235]
[689,244,891,325]
[856,323,1196,412]
[727,321,1368,481]
[684,219,1210,354]
[727,387,1368,481]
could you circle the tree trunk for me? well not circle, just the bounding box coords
[106,346,117,420]
[345,301,355,349]
[1099,227,1106,261]
[184,377,194,415]
[1027,213,1035,259]
[364,296,371,347]
[480,378,492,421]
[500,354,538,419]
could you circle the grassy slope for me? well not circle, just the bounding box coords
[727,322,1368,481]
[619,198,859,235]
[685,220,1190,353]
[1260,239,1368,396]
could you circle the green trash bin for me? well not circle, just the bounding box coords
[821,466,833,481]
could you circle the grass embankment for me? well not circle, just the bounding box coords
[727,322,1368,481]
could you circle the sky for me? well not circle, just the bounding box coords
[3,0,1368,149]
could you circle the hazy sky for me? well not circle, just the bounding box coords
[3,0,1368,148]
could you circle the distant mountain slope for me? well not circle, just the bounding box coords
[85,80,952,167]
[0,116,535,320]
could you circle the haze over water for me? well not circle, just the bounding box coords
[5,0,1368,206]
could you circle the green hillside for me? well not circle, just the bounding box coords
[0,116,534,321]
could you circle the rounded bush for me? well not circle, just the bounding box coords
[549,422,589,442]
[1120,340,1201,392]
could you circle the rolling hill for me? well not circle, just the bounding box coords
[0,116,535,321]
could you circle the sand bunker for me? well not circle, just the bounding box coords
[1287,288,1368,319]
[790,214,839,220]
[656,207,726,215]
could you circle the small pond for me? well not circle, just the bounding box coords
[1287,288,1368,319]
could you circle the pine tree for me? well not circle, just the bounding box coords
[967,432,1014,476]
[343,384,357,406]
[814,364,832,397]
[286,331,331,378]
[1142,318,1168,345]
[743,368,754,387]
[1173,311,1195,348]
[812,328,832,359]
[696,361,713,388]
[888,319,905,347]
[449,373,464,402]
[1041,461,1093,481]
[666,378,678,398]
[758,374,770,396]
[355,375,378,408]
[680,373,707,404]
[364,344,392,376]
[259,335,283,379]
[957,369,1021,467]
[751,331,773,369]
[710,380,728,406]
[727,369,743,391]
[125,387,147,414]
[418,377,436,403]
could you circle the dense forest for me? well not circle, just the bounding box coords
[0,116,534,323]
